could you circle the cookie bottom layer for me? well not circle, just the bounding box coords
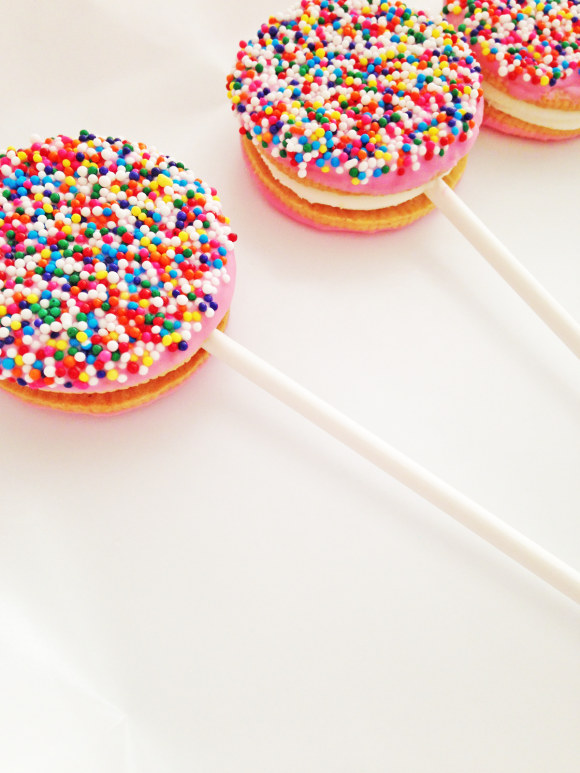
[0,312,230,414]
[242,137,468,233]
[483,101,580,142]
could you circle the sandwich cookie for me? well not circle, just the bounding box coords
[227,0,483,232]
[0,132,236,413]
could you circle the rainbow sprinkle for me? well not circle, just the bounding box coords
[445,0,580,87]
[0,133,235,391]
[227,0,482,185]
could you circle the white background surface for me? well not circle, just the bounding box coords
[0,1,579,771]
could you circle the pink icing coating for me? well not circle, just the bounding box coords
[479,56,580,102]
[31,254,237,394]
[448,8,580,104]
[260,98,483,195]
[0,133,238,400]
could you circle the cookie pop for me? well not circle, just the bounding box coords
[0,132,236,413]
[227,0,580,360]
[0,132,578,605]
[444,0,580,141]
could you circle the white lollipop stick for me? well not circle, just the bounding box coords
[426,179,580,360]
[204,329,580,605]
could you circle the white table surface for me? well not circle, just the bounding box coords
[0,1,579,771]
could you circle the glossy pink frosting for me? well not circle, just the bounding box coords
[38,256,236,395]
[480,57,580,102]
[262,99,483,196]
[447,9,580,105]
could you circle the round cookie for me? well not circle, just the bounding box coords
[0,132,236,413]
[227,0,483,232]
[444,0,580,141]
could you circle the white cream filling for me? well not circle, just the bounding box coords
[483,81,580,131]
[261,154,446,211]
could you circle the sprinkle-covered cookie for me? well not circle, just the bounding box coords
[0,132,236,408]
[444,0,580,139]
[228,0,483,190]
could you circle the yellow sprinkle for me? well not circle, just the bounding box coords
[162,335,173,347]
[27,294,38,304]
[171,332,182,343]
[96,270,107,280]
[56,340,67,350]
[139,299,149,308]
[76,331,88,342]
[79,372,90,382]
[179,231,188,242]
[15,355,23,366]
[143,356,153,367]
[131,206,141,216]
[183,311,193,322]
[192,312,201,322]
[106,369,118,381]
[71,214,81,223]
[10,320,21,330]
[120,292,130,300]
[157,174,171,187]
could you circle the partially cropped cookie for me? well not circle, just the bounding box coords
[227,0,483,232]
[444,0,580,140]
[0,132,236,413]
